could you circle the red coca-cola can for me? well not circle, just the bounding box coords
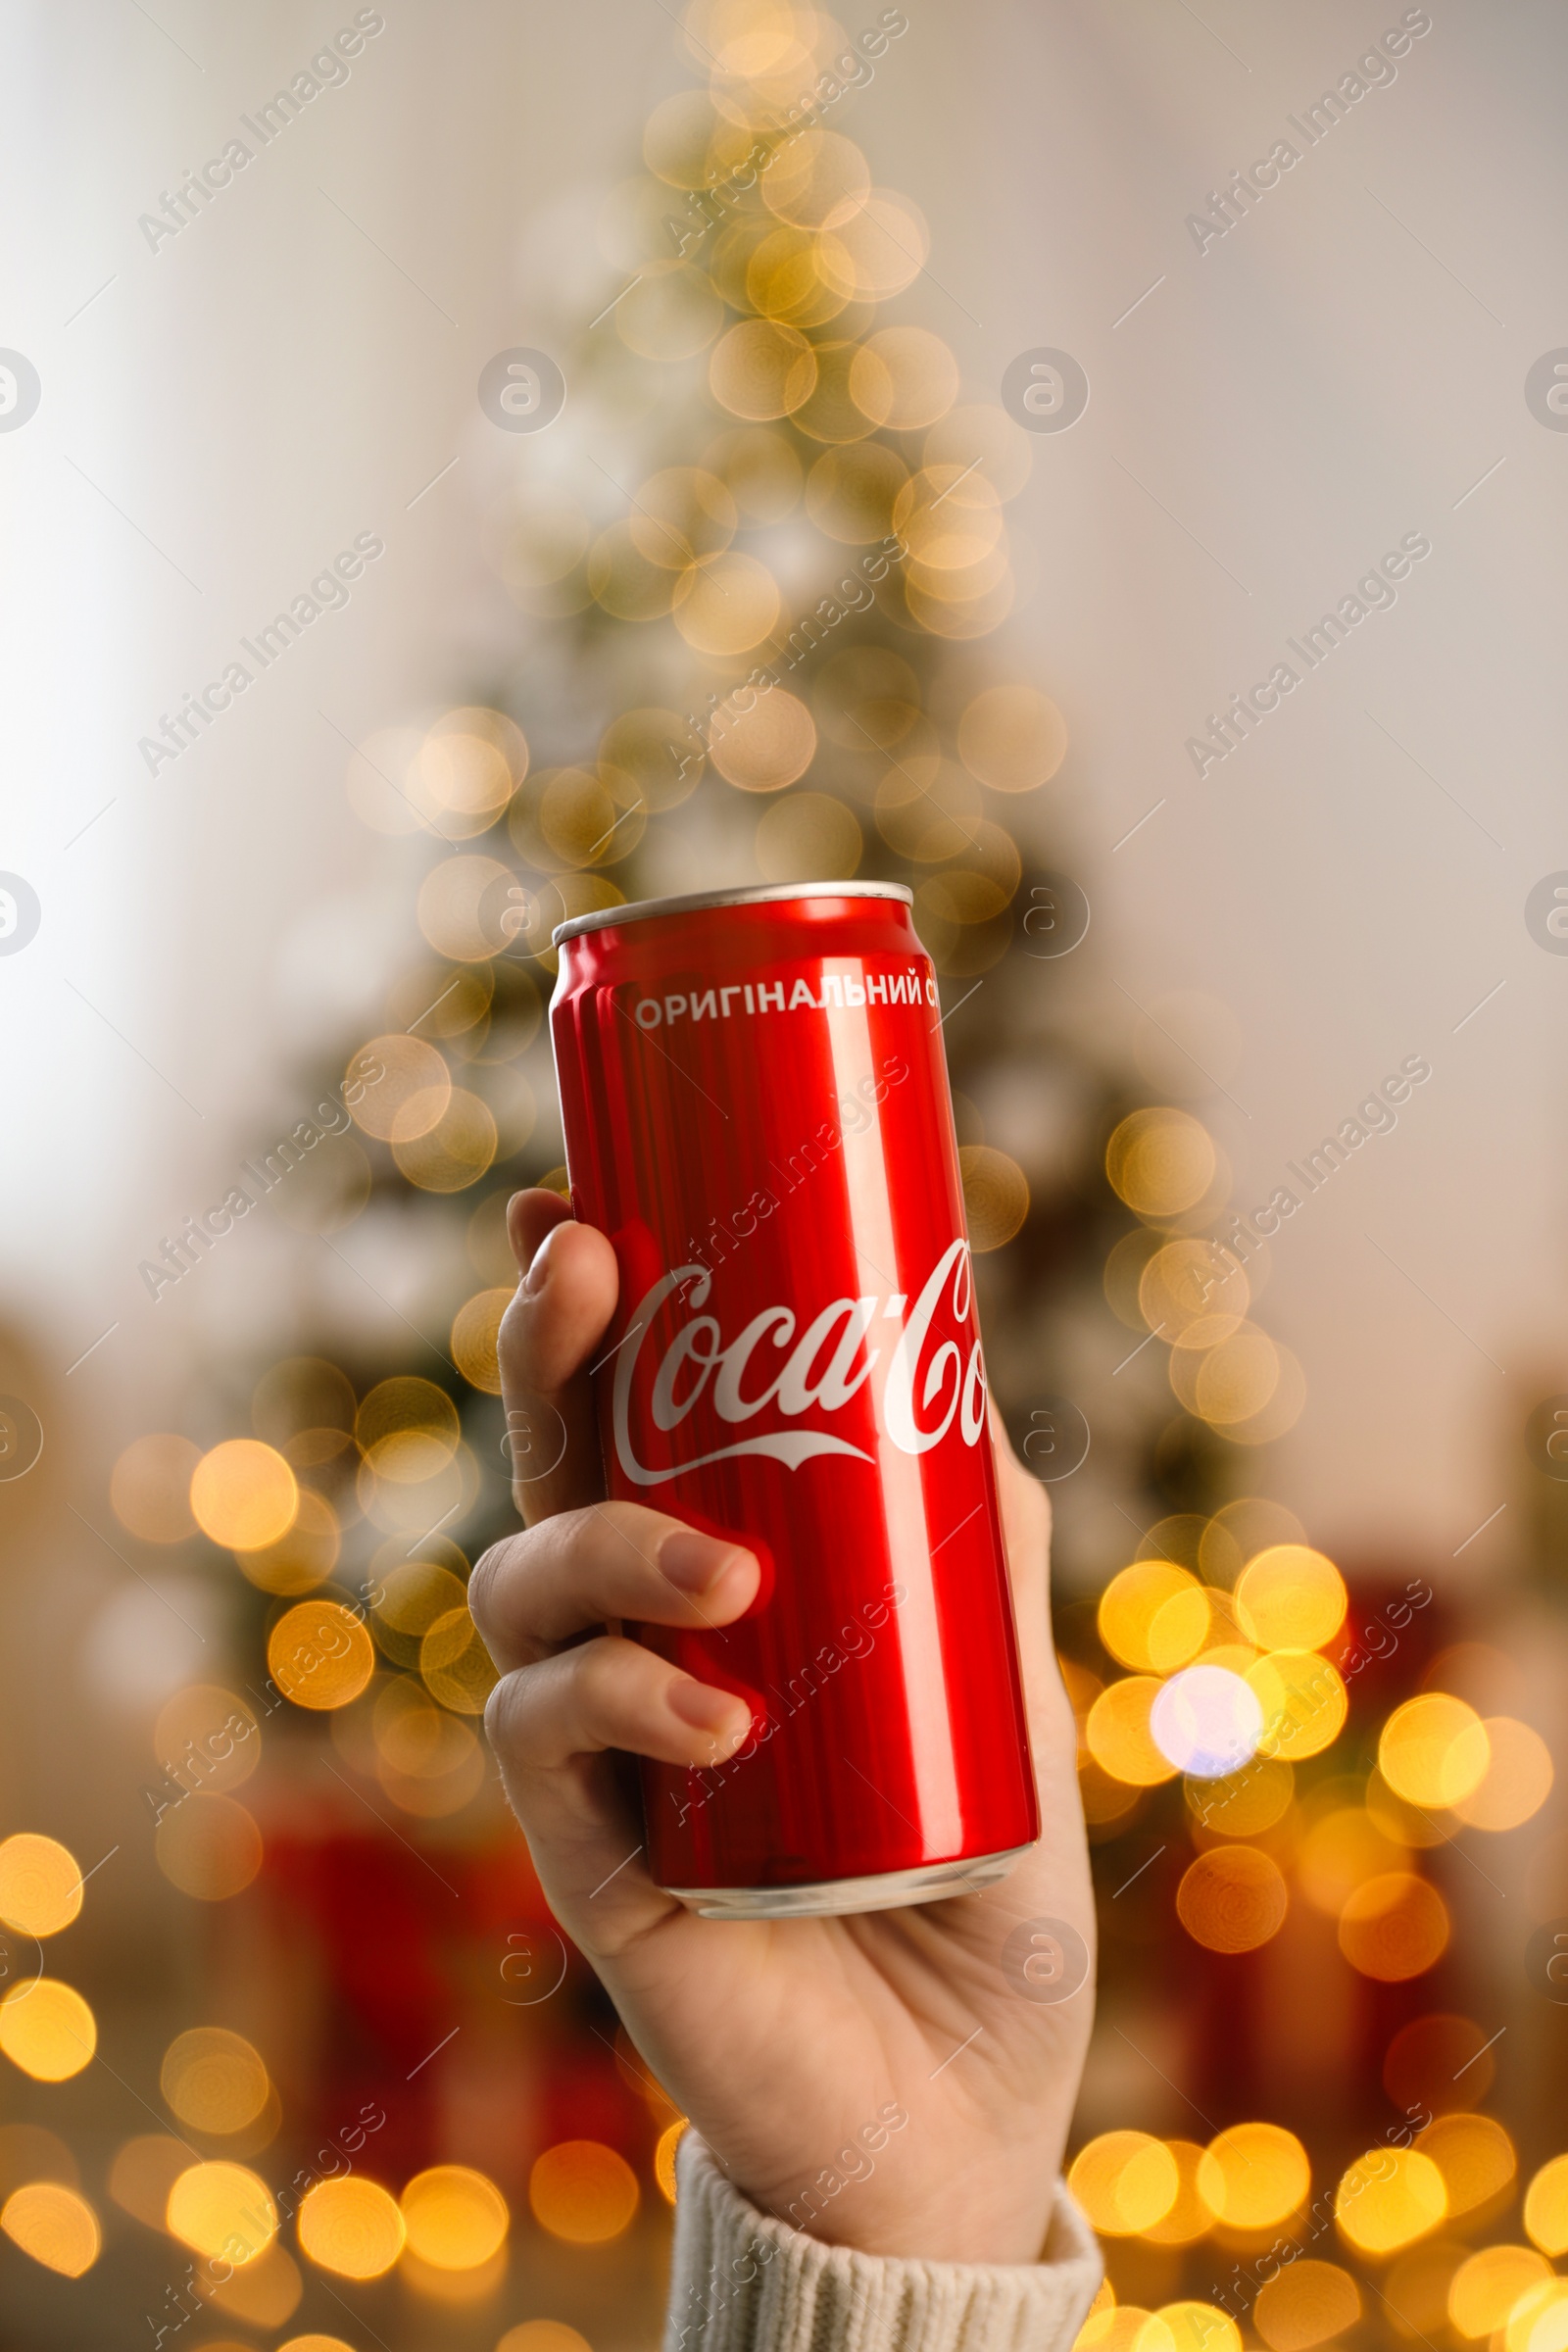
[549,882,1038,1917]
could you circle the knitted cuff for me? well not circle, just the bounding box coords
[663,2131,1103,2352]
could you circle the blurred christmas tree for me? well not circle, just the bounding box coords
[54,6,1556,2349]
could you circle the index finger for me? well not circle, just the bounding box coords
[497,1190,619,1525]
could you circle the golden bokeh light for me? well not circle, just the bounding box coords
[369,1560,468,1668]
[760,127,870,229]
[704,425,803,524]
[1144,2142,1212,2246]
[276,2337,356,2352]
[673,551,781,655]
[190,1441,299,1551]
[1234,1546,1348,1653]
[1450,1716,1553,1830]
[1138,1238,1249,1351]
[656,2119,686,2204]
[754,791,862,883]
[1177,1847,1289,1954]
[234,1487,341,1597]
[599,707,706,811]
[1379,1694,1492,1810]
[401,2165,511,2269]
[417,708,525,834]
[1247,1649,1348,1761]
[497,2325,594,2352]
[1153,2305,1241,2352]
[1198,2124,1309,2228]
[372,1677,484,1815]
[1076,2309,1149,2352]
[200,2237,305,2327]
[1297,1806,1404,1916]
[1066,2132,1179,2235]
[0,1979,95,2080]
[850,325,958,430]
[297,2176,406,2278]
[1105,1108,1216,1218]
[422,1607,499,1717]
[1085,1677,1178,1788]
[393,1089,499,1193]
[627,466,737,570]
[155,1791,264,1901]
[1365,1763,1448,1848]
[1186,1756,1294,1838]
[269,1600,375,1711]
[1506,2279,1568,2352]
[357,1378,461,1477]
[1416,2113,1516,2218]
[874,757,980,863]
[1449,2246,1552,2339]
[0,1834,82,1937]
[893,467,1004,572]
[710,688,816,791]
[1524,2154,1568,2254]
[587,524,680,621]
[167,2161,276,2264]
[1,2182,100,2276]
[347,1032,453,1141]
[1098,1561,1209,1676]
[1168,1324,1282,1428]
[1254,2260,1361,2352]
[959,1145,1029,1250]
[451,1288,512,1396]
[709,317,817,417]
[806,443,909,543]
[161,2027,270,2134]
[528,2141,640,2245]
[1335,2146,1446,2254]
[153,1687,261,1797]
[111,1432,202,1542]
[816,188,929,300]
[1338,1872,1449,1981]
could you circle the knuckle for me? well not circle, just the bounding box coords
[466,1535,525,1636]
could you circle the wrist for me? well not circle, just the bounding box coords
[747,2140,1062,2265]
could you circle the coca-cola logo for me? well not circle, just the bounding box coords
[612,1238,987,1486]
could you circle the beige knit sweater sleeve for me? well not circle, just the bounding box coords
[663,2132,1103,2352]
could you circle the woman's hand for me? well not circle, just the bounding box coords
[469,1190,1096,2265]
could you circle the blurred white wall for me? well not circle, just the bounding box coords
[1,0,1563,1587]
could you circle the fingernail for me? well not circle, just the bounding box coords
[522,1239,552,1297]
[659,1529,752,1594]
[667,1677,748,1737]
